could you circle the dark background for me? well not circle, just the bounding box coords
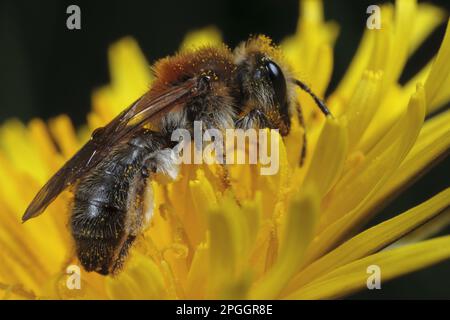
[0,0,449,299]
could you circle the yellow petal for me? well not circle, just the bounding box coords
[48,115,79,158]
[424,19,450,112]
[180,26,222,50]
[387,208,450,248]
[402,60,432,107]
[365,108,450,218]
[282,0,338,119]
[0,120,49,184]
[283,117,305,168]
[249,186,319,299]
[409,4,447,54]
[332,1,442,114]
[286,235,450,299]
[206,192,258,298]
[91,37,152,123]
[303,117,348,197]
[284,188,450,295]
[313,85,426,256]
[0,282,36,300]
[330,27,375,107]
[108,37,152,108]
[383,0,417,88]
[106,253,167,299]
[28,119,63,174]
[186,242,209,299]
[189,169,217,243]
[342,70,382,151]
[207,207,237,298]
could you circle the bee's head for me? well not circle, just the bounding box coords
[233,36,295,135]
[233,35,331,135]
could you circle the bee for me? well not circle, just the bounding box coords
[22,36,331,275]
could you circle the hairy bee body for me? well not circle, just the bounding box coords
[71,130,168,274]
[23,36,330,275]
[71,49,240,274]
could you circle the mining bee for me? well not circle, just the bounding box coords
[22,36,331,275]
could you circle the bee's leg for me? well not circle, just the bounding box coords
[111,167,153,275]
[296,103,307,167]
[147,148,180,181]
[218,163,232,189]
[235,108,306,166]
[111,235,137,275]
[235,108,274,130]
[141,165,150,178]
[111,147,180,273]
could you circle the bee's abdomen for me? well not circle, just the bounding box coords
[71,140,149,275]
[71,198,126,240]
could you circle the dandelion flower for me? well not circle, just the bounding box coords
[0,0,449,300]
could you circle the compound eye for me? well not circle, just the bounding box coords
[265,60,287,107]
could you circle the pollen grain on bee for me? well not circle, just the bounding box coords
[171,121,280,175]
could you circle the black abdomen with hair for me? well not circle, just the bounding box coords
[70,130,165,275]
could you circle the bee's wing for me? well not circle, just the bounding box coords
[22,78,200,222]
